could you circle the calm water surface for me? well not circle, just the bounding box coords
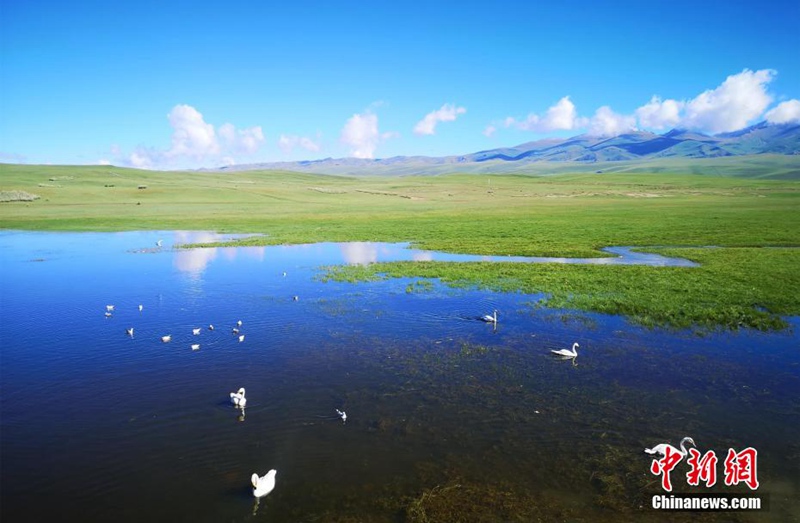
[0,231,797,522]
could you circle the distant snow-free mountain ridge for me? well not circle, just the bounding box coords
[212,121,800,176]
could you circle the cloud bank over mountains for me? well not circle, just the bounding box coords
[116,69,798,169]
[491,69,794,140]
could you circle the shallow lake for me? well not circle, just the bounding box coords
[1,231,798,522]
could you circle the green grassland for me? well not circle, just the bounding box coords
[2,162,799,330]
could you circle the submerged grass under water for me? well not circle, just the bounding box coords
[323,246,800,331]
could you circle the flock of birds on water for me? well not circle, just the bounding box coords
[102,267,681,501]
[103,294,347,500]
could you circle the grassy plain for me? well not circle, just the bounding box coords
[2,162,799,330]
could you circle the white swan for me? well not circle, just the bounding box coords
[232,327,240,335]
[105,312,113,318]
[161,335,171,343]
[251,470,277,498]
[238,334,245,343]
[126,327,134,337]
[336,409,347,423]
[156,239,163,248]
[208,324,215,331]
[237,320,243,327]
[481,310,497,323]
[551,342,579,358]
[191,344,200,350]
[106,305,115,312]
[138,304,143,311]
[645,436,696,457]
[192,328,201,335]
[230,387,247,407]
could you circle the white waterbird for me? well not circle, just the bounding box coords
[237,320,243,327]
[645,436,696,458]
[481,310,498,323]
[336,409,347,423]
[105,312,113,318]
[232,327,240,335]
[161,335,171,343]
[192,328,201,335]
[191,344,200,350]
[238,334,245,343]
[251,470,277,498]
[156,239,163,248]
[126,327,134,337]
[138,304,143,311]
[106,305,115,312]
[551,342,579,358]
[230,387,247,407]
[208,324,215,331]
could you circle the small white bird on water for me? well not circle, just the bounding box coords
[106,305,115,312]
[237,320,243,327]
[208,324,215,331]
[238,334,245,343]
[192,328,201,335]
[251,470,277,498]
[156,239,163,248]
[230,387,247,407]
[126,327,134,337]
[645,437,696,458]
[336,409,347,424]
[161,335,171,343]
[191,344,200,351]
[551,342,579,358]
[138,304,143,311]
[481,309,498,323]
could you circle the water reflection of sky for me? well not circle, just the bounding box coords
[0,230,797,523]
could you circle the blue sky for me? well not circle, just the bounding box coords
[2,0,799,169]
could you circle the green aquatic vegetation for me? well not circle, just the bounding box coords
[3,164,798,330]
[323,246,800,331]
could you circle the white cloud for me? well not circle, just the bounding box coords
[588,106,637,137]
[120,104,266,169]
[413,103,466,135]
[765,99,800,124]
[635,96,684,129]
[166,104,219,158]
[278,134,321,154]
[482,125,497,137]
[509,96,585,133]
[220,123,265,154]
[681,69,775,134]
[340,111,384,158]
[97,159,111,165]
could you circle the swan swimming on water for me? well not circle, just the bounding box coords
[237,320,243,327]
[106,305,115,312]
[161,335,171,343]
[138,304,143,311]
[645,436,696,457]
[336,409,347,423]
[551,342,579,358]
[126,327,134,337]
[192,328,201,335]
[481,310,498,323]
[251,470,277,497]
[208,324,214,331]
[238,334,245,343]
[191,344,200,350]
[230,387,247,407]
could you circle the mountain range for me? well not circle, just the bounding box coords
[211,121,800,176]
